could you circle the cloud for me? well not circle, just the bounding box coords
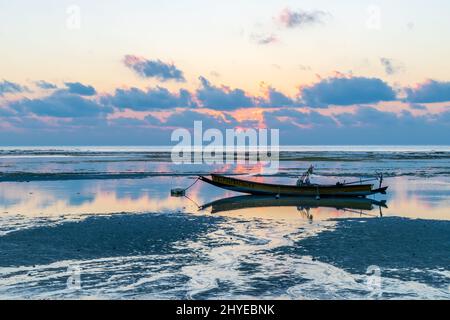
[299,65,312,71]
[257,86,298,107]
[261,106,450,144]
[276,8,327,28]
[64,82,97,96]
[380,57,403,75]
[250,33,279,45]
[161,109,237,128]
[331,107,450,144]
[35,80,57,90]
[335,107,399,127]
[336,107,450,133]
[210,71,221,78]
[123,55,185,82]
[409,104,427,110]
[300,76,397,107]
[3,92,450,145]
[0,105,14,117]
[3,76,449,145]
[103,86,195,111]
[9,91,111,118]
[196,77,255,110]
[264,108,336,129]
[405,80,450,103]
[106,81,295,111]
[0,80,27,96]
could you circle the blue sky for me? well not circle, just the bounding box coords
[0,0,449,145]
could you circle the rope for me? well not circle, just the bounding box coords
[341,177,379,185]
[183,177,200,192]
[184,194,201,209]
[182,177,202,209]
[170,177,201,208]
[341,208,380,218]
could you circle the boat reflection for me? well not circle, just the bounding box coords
[200,195,387,220]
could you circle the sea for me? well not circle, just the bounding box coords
[0,145,449,299]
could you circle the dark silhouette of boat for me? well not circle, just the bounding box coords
[199,174,388,197]
[200,195,387,215]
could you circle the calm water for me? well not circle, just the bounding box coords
[0,146,449,299]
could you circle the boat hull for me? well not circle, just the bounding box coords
[199,174,387,197]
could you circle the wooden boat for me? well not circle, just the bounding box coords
[200,195,387,214]
[198,174,388,197]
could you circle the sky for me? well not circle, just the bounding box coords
[0,0,450,145]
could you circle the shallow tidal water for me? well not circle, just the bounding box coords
[0,146,449,299]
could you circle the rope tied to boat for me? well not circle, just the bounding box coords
[170,176,200,197]
[184,176,201,191]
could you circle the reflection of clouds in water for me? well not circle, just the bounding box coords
[0,180,199,236]
[1,175,450,225]
[385,178,450,219]
[0,188,190,218]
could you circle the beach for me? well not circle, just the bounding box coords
[0,146,449,299]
